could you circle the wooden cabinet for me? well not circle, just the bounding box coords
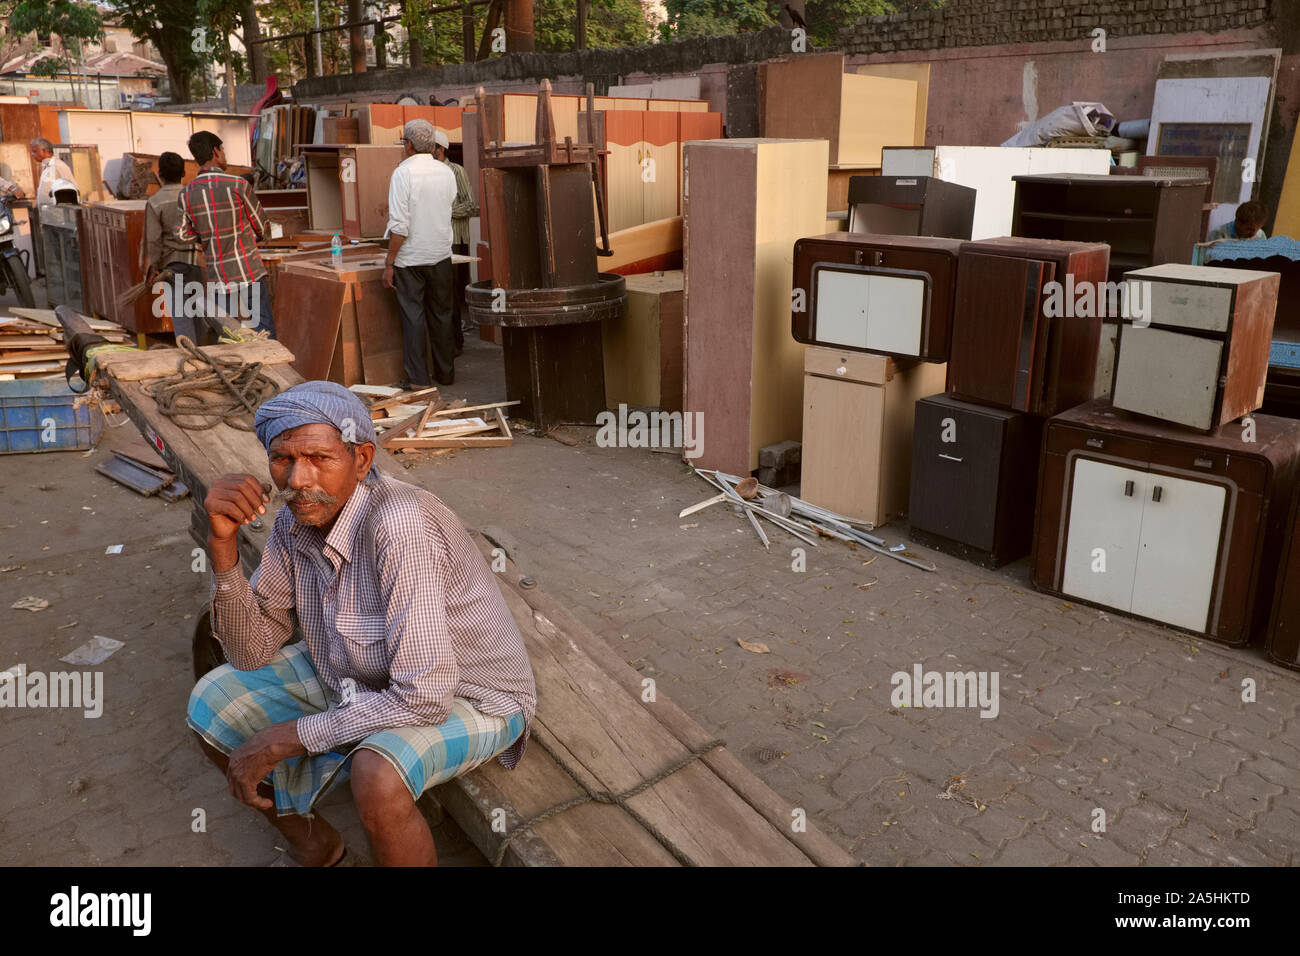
[801,347,947,527]
[1011,173,1206,283]
[792,233,963,361]
[586,110,722,233]
[276,256,403,386]
[1113,263,1279,431]
[1033,399,1300,645]
[846,175,975,239]
[950,237,1109,416]
[683,138,828,475]
[1266,484,1300,669]
[82,200,164,333]
[908,393,1043,567]
[301,144,404,240]
[603,270,684,412]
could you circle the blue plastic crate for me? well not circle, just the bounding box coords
[0,378,103,454]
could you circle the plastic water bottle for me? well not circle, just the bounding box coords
[331,232,342,269]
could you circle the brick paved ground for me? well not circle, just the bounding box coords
[2,336,1297,865]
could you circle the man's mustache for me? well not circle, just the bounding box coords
[277,487,339,507]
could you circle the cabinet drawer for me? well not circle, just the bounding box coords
[1132,278,1233,333]
[812,265,927,357]
[804,345,891,386]
[1045,423,1153,464]
[1146,443,1268,493]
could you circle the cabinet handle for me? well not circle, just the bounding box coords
[1124,480,1134,497]
[1086,438,1105,449]
[1151,485,1163,503]
[938,454,963,462]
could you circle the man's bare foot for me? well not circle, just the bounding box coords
[285,818,346,867]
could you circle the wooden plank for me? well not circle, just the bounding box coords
[603,217,682,275]
[857,62,930,146]
[93,340,296,381]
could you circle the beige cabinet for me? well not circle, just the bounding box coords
[800,347,947,527]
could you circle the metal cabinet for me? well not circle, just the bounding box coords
[40,203,86,311]
[1033,399,1300,645]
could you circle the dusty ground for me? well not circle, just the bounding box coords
[2,333,1298,866]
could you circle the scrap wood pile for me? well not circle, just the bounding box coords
[0,308,129,380]
[684,468,937,572]
[351,384,518,454]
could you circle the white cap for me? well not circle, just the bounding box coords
[434,130,450,151]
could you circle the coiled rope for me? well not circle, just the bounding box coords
[142,336,278,431]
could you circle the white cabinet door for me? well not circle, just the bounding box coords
[1130,473,1226,631]
[814,268,925,355]
[1061,458,1148,612]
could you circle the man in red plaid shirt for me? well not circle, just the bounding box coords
[178,131,277,338]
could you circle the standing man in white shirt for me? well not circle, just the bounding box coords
[383,119,458,389]
[29,139,74,208]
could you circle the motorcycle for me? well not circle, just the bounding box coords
[0,193,34,308]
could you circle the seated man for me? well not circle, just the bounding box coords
[1208,200,1268,242]
[187,381,536,866]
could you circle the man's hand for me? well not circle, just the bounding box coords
[205,474,271,572]
[227,721,306,810]
[383,264,395,290]
[206,473,271,539]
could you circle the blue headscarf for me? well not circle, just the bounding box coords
[254,380,380,482]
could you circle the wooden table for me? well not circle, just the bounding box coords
[96,340,854,866]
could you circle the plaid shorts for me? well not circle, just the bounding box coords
[187,643,526,817]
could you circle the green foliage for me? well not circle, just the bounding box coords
[13,0,103,77]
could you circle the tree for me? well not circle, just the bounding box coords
[12,0,102,92]
[109,0,206,102]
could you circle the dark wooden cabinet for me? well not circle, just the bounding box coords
[1011,173,1205,283]
[1113,263,1278,432]
[949,236,1109,416]
[1033,399,1300,646]
[846,175,975,239]
[1266,484,1300,669]
[301,144,405,240]
[791,233,963,361]
[82,200,165,334]
[909,393,1044,567]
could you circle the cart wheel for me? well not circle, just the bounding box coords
[192,609,228,682]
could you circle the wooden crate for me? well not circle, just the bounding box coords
[603,270,684,412]
[683,138,828,475]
